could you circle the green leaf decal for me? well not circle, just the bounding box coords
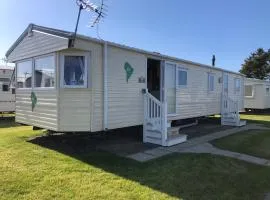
[31,92,37,112]
[124,62,134,83]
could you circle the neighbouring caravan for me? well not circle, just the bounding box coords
[244,78,270,110]
[6,24,246,146]
[0,68,15,113]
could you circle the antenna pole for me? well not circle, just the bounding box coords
[72,4,83,46]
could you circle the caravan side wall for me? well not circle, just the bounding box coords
[244,79,269,109]
[165,61,244,119]
[8,31,69,130]
[16,89,58,130]
[75,39,147,131]
[0,90,15,112]
[174,63,223,118]
[58,40,103,132]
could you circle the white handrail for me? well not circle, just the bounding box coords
[144,90,167,145]
[221,94,239,119]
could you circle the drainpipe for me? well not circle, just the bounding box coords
[103,41,108,130]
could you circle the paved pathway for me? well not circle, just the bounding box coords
[127,123,270,165]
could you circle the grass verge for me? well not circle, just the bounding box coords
[1,119,270,199]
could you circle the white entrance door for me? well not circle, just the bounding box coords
[223,73,229,96]
[165,62,176,114]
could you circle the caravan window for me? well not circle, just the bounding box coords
[234,78,241,92]
[61,54,87,88]
[208,73,215,91]
[17,60,32,88]
[2,84,9,92]
[266,87,270,96]
[177,69,187,86]
[34,55,55,88]
[224,75,228,93]
[245,85,253,97]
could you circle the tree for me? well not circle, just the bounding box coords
[239,48,270,80]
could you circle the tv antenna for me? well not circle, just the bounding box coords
[73,0,107,40]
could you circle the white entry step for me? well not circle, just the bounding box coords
[222,119,246,127]
[164,134,187,146]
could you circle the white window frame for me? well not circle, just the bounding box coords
[266,86,270,96]
[33,53,56,89]
[223,74,229,93]
[16,59,33,90]
[177,66,188,88]
[60,52,88,88]
[244,85,254,98]
[234,78,241,93]
[208,73,215,92]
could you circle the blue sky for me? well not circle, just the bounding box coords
[0,0,269,72]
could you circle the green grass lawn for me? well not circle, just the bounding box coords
[241,113,270,126]
[2,119,270,199]
[212,129,270,160]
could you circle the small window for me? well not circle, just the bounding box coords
[34,55,55,88]
[177,69,187,86]
[17,60,32,88]
[235,78,241,92]
[208,73,215,91]
[2,84,9,92]
[12,88,15,94]
[245,85,253,97]
[266,87,270,96]
[62,55,87,88]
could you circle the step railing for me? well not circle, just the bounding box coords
[221,94,239,121]
[144,90,167,145]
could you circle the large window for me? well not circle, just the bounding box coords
[61,54,87,88]
[34,55,55,88]
[177,69,187,87]
[245,85,253,97]
[208,73,215,91]
[17,60,32,88]
[234,78,241,92]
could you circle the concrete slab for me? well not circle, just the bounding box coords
[143,148,171,157]
[127,152,156,162]
[127,123,270,163]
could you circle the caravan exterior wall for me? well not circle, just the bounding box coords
[7,25,245,132]
[0,69,15,112]
[244,78,270,109]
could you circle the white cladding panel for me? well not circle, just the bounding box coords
[107,46,146,129]
[244,78,270,109]
[8,31,68,62]
[15,89,58,130]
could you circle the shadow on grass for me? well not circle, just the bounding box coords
[28,129,187,198]
[0,116,18,128]
[25,116,270,199]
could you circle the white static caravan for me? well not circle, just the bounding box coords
[244,78,270,110]
[6,24,246,146]
[0,68,15,112]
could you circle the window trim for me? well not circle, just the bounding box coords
[234,78,241,93]
[2,84,9,92]
[60,52,88,89]
[33,53,56,89]
[208,73,215,92]
[223,74,229,93]
[16,58,33,90]
[266,86,270,96]
[176,66,188,88]
[244,85,254,98]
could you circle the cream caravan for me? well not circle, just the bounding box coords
[6,24,246,146]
